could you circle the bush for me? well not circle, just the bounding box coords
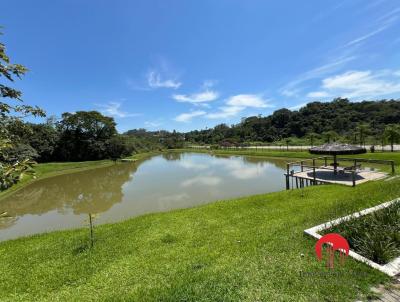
[325,201,400,264]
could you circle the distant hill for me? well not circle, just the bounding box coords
[183,98,400,144]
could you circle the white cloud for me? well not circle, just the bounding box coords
[206,94,273,119]
[144,120,163,128]
[226,94,272,108]
[173,90,219,104]
[174,110,206,122]
[307,69,400,99]
[147,71,181,89]
[172,81,219,104]
[97,102,140,118]
[345,25,391,47]
[306,91,330,98]
[206,106,244,119]
[202,80,218,89]
[179,160,208,170]
[212,157,269,180]
[181,175,222,187]
[289,102,308,111]
[280,56,357,97]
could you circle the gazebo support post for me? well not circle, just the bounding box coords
[286,164,290,190]
[333,154,337,175]
[312,159,316,183]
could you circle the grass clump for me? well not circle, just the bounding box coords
[325,200,400,264]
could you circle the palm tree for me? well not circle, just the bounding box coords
[384,124,400,152]
[305,132,318,147]
[356,123,369,147]
[285,138,291,151]
[322,131,339,143]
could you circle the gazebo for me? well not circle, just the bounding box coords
[309,143,367,174]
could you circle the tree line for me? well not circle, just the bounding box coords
[183,98,400,150]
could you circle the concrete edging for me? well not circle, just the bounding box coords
[304,198,400,277]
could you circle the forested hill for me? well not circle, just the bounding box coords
[183,98,400,144]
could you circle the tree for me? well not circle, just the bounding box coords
[322,131,339,143]
[356,123,369,147]
[105,135,134,160]
[284,138,291,151]
[0,29,45,190]
[56,111,118,161]
[305,132,319,147]
[384,124,400,152]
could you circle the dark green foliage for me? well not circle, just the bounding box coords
[124,128,185,150]
[105,135,135,160]
[325,201,400,264]
[25,124,59,162]
[55,111,117,161]
[0,143,38,163]
[184,98,400,144]
[384,124,400,152]
[0,29,45,191]
[4,111,136,163]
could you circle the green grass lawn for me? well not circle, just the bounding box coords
[1,150,400,301]
[1,171,400,300]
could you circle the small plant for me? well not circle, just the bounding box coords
[324,201,400,264]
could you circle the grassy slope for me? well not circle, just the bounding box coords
[0,152,400,300]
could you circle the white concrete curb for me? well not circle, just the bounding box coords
[304,198,400,277]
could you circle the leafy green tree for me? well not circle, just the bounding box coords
[384,124,400,152]
[25,124,59,162]
[284,138,291,151]
[55,111,117,161]
[106,135,134,160]
[0,29,45,190]
[356,123,369,147]
[305,132,319,147]
[322,131,339,143]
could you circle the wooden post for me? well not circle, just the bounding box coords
[391,161,395,174]
[352,171,356,187]
[286,164,290,190]
[295,177,298,188]
[312,159,316,183]
[354,159,357,169]
[301,161,304,172]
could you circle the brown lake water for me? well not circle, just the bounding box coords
[0,152,287,241]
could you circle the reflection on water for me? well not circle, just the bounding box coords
[0,152,287,241]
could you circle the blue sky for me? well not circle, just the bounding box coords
[1,0,400,132]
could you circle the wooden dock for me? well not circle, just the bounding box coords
[285,156,393,190]
[286,168,387,189]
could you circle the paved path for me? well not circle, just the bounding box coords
[368,278,400,302]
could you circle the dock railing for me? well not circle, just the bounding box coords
[285,156,395,190]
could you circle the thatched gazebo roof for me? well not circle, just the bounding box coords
[309,143,366,155]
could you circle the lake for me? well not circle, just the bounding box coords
[0,152,287,241]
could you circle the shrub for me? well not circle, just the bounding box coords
[325,201,400,264]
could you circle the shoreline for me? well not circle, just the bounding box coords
[0,151,162,201]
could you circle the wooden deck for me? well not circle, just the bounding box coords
[291,168,387,186]
[368,279,400,302]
